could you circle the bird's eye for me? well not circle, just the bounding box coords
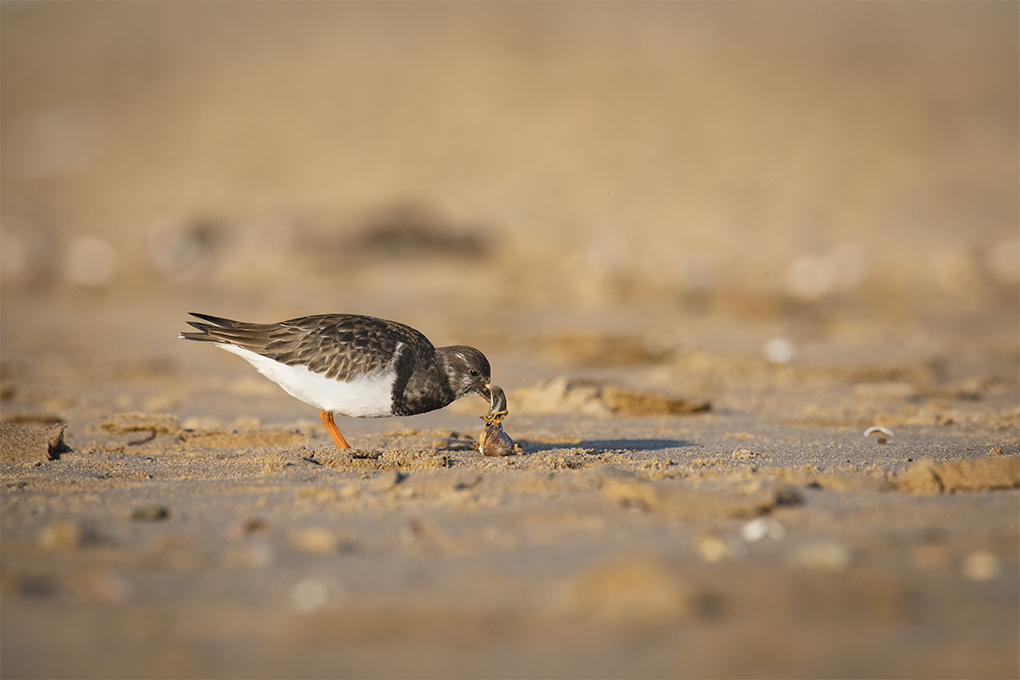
[470,369,479,377]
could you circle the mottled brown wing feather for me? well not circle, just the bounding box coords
[183,313,436,382]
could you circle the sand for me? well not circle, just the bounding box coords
[2,288,1017,679]
[2,3,1018,678]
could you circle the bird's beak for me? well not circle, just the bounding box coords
[478,383,493,401]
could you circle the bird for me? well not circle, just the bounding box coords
[179,312,492,449]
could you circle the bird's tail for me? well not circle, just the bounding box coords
[178,312,243,342]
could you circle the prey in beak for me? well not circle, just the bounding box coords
[483,385,509,425]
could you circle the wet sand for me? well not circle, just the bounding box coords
[2,3,1018,678]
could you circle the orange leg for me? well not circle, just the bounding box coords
[318,409,350,449]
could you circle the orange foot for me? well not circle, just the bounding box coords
[319,409,350,449]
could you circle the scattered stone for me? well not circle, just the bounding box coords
[0,421,69,462]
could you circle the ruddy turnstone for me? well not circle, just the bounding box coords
[180,313,492,449]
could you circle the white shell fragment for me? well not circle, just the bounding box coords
[863,426,894,437]
[741,517,787,542]
[762,337,796,364]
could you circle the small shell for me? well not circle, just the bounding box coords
[863,426,894,437]
[478,421,515,457]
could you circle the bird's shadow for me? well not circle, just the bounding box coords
[515,438,694,454]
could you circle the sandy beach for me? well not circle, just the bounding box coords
[2,3,1018,677]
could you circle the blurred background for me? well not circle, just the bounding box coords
[2,5,1018,678]
[1,0,1017,386]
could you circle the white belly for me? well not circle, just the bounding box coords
[217,345,396,417]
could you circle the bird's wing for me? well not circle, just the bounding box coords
[182,313,435,382]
